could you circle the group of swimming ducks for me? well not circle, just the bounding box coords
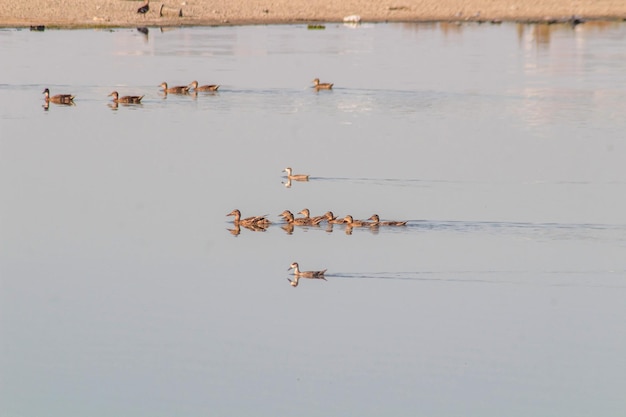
[41,78,333,107]
[228,208,406,232]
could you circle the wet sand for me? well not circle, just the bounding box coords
[1,0,626,28]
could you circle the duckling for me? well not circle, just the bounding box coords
[312,78,333,90]
[159,82,190,94]
[368,214,407,226]
[188,80,220,92]
[287,262,327,286]
[137,0,149,14]
[42,88,74,104]
[283,167,309,181]
[279,210,323,226]
[325,211,348,224]
[227,209,270,227]
[298,208,327,223]
[108,91,144,104]
[343,215,372,227]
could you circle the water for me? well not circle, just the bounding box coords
[1,22,626,417]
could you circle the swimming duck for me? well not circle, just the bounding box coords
[312,78,333,90]
[159,82,190,94]
[324,211,348,224]
[287,262,327,286]
[42,88,74,104]
[108,91,144,104]
[227,209,270,227]
[137,0,149,14]
[279,210,323,226]
[368,214,407,226]
[298,208,327,223]
[188,80,220,92]
[283,167,309,181]
[343,215,372,227]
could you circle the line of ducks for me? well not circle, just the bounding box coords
[41,78,333,107]
[227,208,407,234]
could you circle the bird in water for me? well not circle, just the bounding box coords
[227,209,270,227]
[108,91,144,104]
[283,167,309,181]
[367,214,407,226]
[42,88,74,105]
[287,262,327,287]
[159,82,190,94]
[312,78,333,90]
[137,0,149,14]
[188,80,220,92]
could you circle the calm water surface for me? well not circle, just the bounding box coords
[1,22,626,417]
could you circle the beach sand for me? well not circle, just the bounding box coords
[1,0,626,28]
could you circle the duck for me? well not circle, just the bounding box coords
[159,82,190,94]
[298,208,327,223]
[343,215,372,227]
[323,211,348,224]
[368,214,407,226]
[137,0,149,14]
[312,78,333,90]
[227,209,270,227]
[279,210,323,226]
[287,262,327,286]
[188,80,220,92]
[283,167,309,181]
[322,211,338,223]
[108,91,144,104]
[42,88,74,104]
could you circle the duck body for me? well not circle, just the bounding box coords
[43,88,74,104]
[288,262,327,283]
[368,214,407,226]
[343,215,372,227]
[189,80,220,92]
[280,210,322,226]
[160,82,190,94]
[108,91,143,104]
[312,78,333,90]
[227,209,270,227]
[283,167,309,181]
[298,208,327,223]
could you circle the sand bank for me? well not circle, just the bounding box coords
[1,0,626,28]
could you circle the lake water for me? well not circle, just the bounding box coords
[1,22,626,417]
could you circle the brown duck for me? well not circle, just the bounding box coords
[368,214,407,226]
[287,262,327,287]
[43,88,74,104]
[227,209,270,227]
[298,208,327,223]
[159,82,190,94]
[283,167,309,181]
[108,91,144,104]
[188,80,220,92]
[279,210,323,226]
[312,78,333,90]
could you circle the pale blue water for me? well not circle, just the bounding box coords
[1,22,626,417]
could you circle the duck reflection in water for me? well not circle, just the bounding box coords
[287,262,327,287]
[227,222,269,236]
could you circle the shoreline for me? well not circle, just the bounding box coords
[1,0,626,29]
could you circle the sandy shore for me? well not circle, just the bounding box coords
[1,0,626,28]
